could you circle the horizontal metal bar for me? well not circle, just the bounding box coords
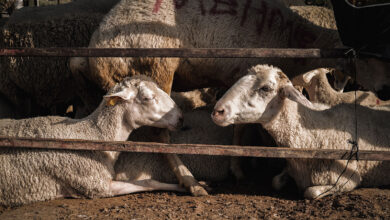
[0,48,348,58]
[0,136,388,161]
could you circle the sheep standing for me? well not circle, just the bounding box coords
[78,1,341,95]
[212,64,390,199]
[0,76,185,206]
[76,0,389,103]
[293,68,390,106]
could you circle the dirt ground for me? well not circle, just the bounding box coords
[1,178,389,220]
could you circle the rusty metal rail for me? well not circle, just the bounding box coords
[0,136,389,161]
[0,48,348,58]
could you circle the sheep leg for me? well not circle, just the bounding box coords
[165,154,209,196]
[272,168,289,191]
[153,126,208,196]
[110,179,185,196]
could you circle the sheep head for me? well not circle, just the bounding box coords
[104,76,183,131]
[212,65,311,126]
[332,69,351,93]
[292,68,330,88]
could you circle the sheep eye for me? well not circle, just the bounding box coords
[142,96,155,102]
[259,86,272,92]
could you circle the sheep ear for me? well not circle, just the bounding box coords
[104,87,136,106]
[303,68,331,84]
[280,85,313,108]
[302,69,319,84]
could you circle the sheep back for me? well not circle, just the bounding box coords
[0,148,114,206]
[87,0,341,94]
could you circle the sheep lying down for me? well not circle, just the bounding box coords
[0,76,185,206]
[212,64,390,199]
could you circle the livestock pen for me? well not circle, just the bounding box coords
[0,47,389,219]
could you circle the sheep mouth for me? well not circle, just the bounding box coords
[211,115,232,127]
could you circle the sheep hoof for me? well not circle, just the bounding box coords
[198,181,213,192]
[189,184,209,196]
[179,176,208,196]
[304,185,334,200]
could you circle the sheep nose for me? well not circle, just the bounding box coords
[212,107,226,117]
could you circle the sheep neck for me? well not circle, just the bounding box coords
[81,102,133,162]
[84,102,133,142]
[307,73,337,105]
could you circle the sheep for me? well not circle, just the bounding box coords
[75,1,342,95]
[78,1,390,103]
[0,0,120,116]
[169,88,274,182]
[0,76,186,206]
[293,68,390,106]
[212,64,390,199]
[0,2,209,197]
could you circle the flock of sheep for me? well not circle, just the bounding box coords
[0,0,389,207]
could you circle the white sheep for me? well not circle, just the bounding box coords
[293,68,390,106]
[0,75,185,206]
[212,64,390,199]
